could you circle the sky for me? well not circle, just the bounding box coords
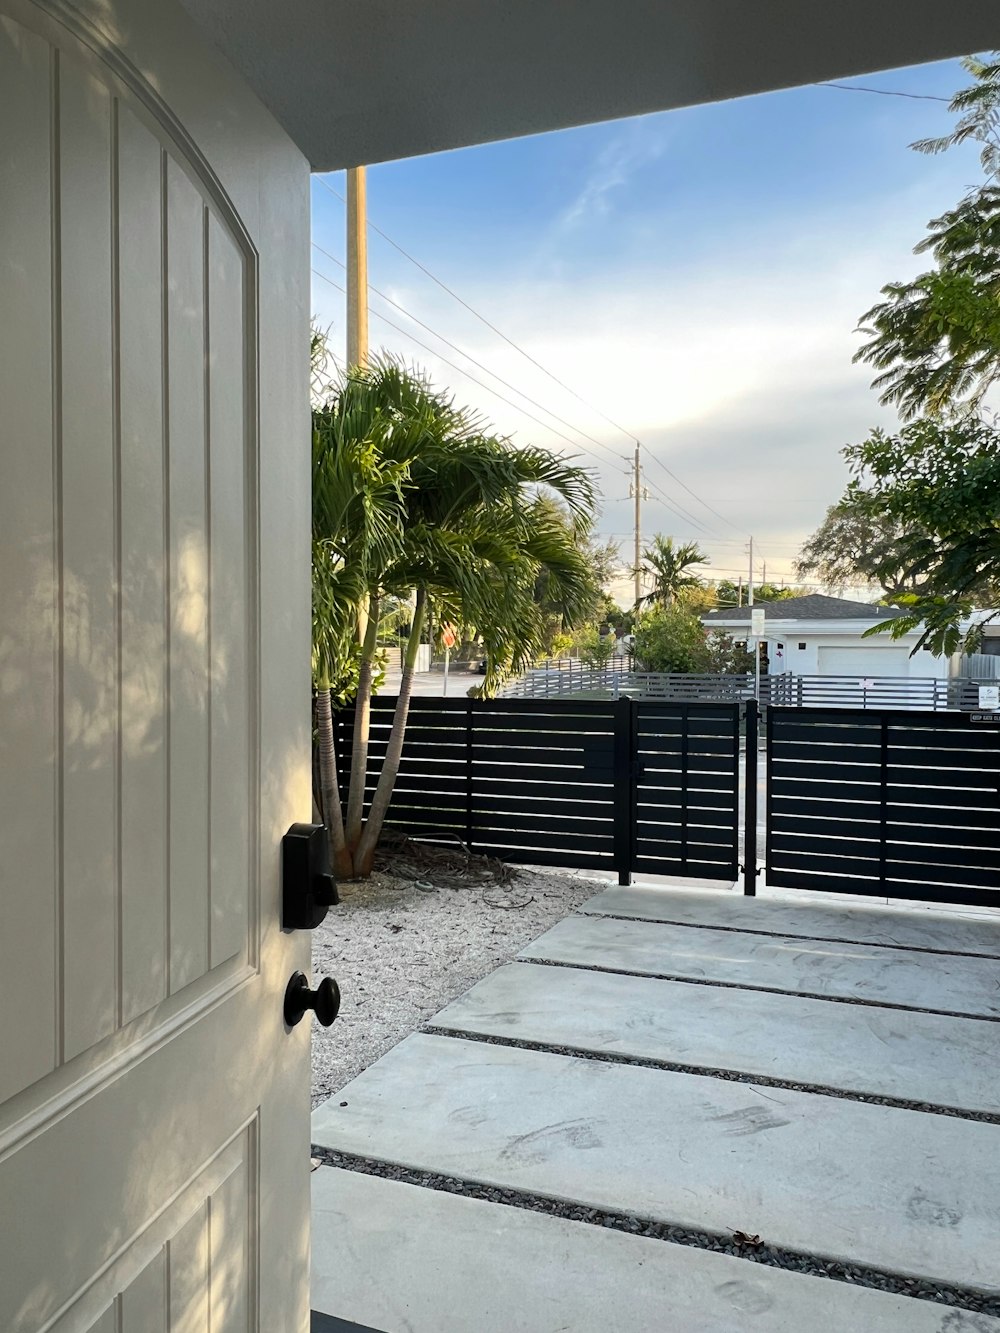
[309,57,986,602]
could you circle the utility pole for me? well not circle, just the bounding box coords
[737,575,743,608]
[346,166,369,369]
[629,443,647,608]
[747,535,755,606]
[347,166,371,646]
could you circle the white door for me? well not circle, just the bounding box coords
[816,646,912,677]
[0,1,313,1329]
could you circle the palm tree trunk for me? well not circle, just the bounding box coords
[315,687,353,878]
[354,586,426,877]
[346,594,381,851]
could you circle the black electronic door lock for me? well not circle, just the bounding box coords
[282,822,339,929]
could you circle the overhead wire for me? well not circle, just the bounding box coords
[312,260,727,539]
[315,174,747,536]
[315,174,642,444]
[819,82,950,103]
[312,239,628,469]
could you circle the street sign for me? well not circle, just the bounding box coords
[978,684,1000,709]
[441,622,457,649]
[750,608,766,638]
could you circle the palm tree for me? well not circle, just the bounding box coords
[636,535,708,608]
[312,355,596,878]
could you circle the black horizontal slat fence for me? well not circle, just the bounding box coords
[767,706,1000,907]
[335,696,742,883]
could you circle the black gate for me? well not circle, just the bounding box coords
[766,706,1000,907]
[335,696,742,885]
[627,701,741,883]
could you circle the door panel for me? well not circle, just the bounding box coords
[0,13,58,1106]
[0,0,311,1328]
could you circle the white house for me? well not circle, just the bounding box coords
[701,594,953,679]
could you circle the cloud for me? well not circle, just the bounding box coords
[555,120,673,232]
[310,119,977,587]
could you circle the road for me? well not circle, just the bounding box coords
[378,670,484,698]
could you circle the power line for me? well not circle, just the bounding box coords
[312,267,613,468]
[315,174,642,445]
[640,446,745,535]
[312,239,628,469]
[315,175,754,547]
[820,81,950,104]
[313,263,718,538]
[639,471,715,536]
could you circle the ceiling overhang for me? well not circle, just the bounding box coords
[176,0,998,170]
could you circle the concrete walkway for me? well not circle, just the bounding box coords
[311,887,1000,1332]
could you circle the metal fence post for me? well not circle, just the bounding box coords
[743,697,759,896]
[613,696,633,885]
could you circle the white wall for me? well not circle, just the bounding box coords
[764,629,948,678]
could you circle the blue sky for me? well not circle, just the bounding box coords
[310,58,984,595]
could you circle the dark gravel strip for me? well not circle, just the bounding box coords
[420,1024,1000,1124]
[310,1147,1000,1318]
[578,908,1000,962]
[519,955,1000,1024]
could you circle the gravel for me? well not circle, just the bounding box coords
[310,861,607,1106]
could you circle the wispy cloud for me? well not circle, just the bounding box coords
[556,119,672,231]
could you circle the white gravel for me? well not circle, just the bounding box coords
[310,865,608,1106]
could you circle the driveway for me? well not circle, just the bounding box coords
[310,885,1000,1331]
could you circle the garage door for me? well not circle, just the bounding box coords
[817,646,912,676]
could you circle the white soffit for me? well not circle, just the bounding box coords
[176,0,1000,170]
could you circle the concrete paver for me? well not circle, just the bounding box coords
[312,1032,1000,1295]
[311,1166,997,1333]
[431,960,1000,1113]
[518,914,1000,1017]
[581,886,1000,956]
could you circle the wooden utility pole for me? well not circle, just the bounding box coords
[747,535,755,606]
[346,166,369,369]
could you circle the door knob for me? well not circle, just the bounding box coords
[283,971,341,1028]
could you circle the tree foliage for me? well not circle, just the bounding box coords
[705,631,754,675]
[794,501,922,596]
[855,56,1000,418]
[714,579,802,607]
[841,416,1000,654]
[312,351,597,876]
[631,604,710,673]
[636,535,708,608]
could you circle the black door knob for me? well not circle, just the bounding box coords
[284,971,341,1028]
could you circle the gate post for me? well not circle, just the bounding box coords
[743,698,759,896]
[613,696,633,885]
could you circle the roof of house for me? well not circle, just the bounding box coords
[702,594,906,623]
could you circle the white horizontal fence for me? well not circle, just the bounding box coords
[502,660,1000,710]
[767,674,996,711]
[499,658,627,698]
[501,660,758,702]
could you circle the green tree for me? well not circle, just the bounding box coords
[842,416,1000,654]
[714,579,802,606]
[531,496,617,655]
[313,355,597,877]
[636,535,708,608]
[856,56,1000,418]
[705,631,754,674]
[795,501,922,596]
[631,604,710,673]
